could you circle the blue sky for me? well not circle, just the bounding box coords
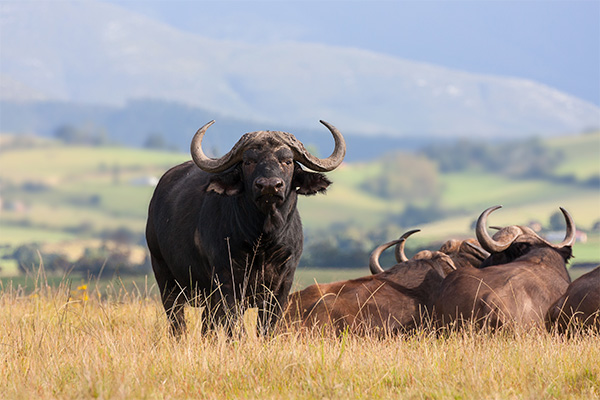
[107,0,600,106]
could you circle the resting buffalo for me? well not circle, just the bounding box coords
[546,266,600,333]
[146,120,346,336]
[284,230,461,335]
[435,206,575,331]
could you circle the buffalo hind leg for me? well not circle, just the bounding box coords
[161,285,187,338]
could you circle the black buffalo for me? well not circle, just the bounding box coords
[435,206,575,331]
[146,120,346,336]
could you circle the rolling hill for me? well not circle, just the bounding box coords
[0,131,598,274]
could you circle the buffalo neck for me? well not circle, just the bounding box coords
[234,189,300,247]
[516,246,572,282]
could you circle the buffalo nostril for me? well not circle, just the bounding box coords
[254,178,267,190]
[255,177,284,194]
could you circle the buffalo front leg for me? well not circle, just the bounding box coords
[202,291,245,336]
[256,287,289,336]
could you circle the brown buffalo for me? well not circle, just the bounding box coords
[546,266,600,333]
[283,230,484,335]
[435,206,575,331]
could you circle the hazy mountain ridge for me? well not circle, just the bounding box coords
[0,99,446,162]
[1,0,599,138]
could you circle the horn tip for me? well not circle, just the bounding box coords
[481,205,503,217]
[399,229,421,240]
[558,206,574,222]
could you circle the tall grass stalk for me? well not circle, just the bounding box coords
[0,277,598,399]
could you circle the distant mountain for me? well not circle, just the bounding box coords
[1,0,599,138]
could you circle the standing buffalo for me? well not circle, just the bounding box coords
[435,206,575,331]
[284,230,461,335]
[146,120,346,336]
[546,266,600,333]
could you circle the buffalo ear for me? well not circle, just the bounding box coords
[205,168,244,196]
[293,165,332,195]
[430,252,456,278]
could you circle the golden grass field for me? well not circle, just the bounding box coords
[1,275,598,399]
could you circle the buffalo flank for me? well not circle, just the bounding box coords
[546,265,600,333]
[283,230,488,335]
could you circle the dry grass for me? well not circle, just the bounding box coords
[1,280,599,399]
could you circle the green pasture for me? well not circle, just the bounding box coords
[572,239,600,264]
[412,191,600,241]
[546,131,600,179]
[440,172,581,209]
[0,144,187,183]
[0,132,598,269]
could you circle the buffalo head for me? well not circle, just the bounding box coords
[476,205,575,269]
[191,120,345,232]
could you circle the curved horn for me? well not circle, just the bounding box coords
[369,239,401,275]
[548,207,576,248]
[369,229,420,275]
[394,229,421,263]
[475,205,519,253]
[190,120,248,173]
[291,120,346,172]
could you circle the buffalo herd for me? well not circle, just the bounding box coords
[147,121,599,337]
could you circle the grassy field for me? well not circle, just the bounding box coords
[1,262,593,306]
[0,280,598,399]
[1,132,598,398]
